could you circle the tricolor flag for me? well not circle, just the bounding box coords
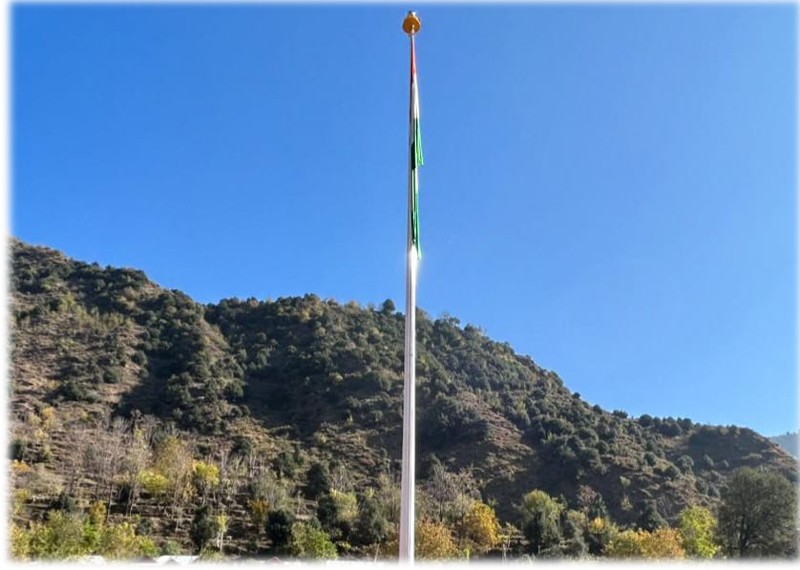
[400,12,423,562]
[409,36,423,259]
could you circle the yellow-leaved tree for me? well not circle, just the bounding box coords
[416,520,458,559]
[460,500,500,555]
[605,528,686,559]
[678,505,720,558]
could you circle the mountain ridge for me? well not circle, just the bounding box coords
[9,238,797,548]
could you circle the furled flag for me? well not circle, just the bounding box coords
[409,36,423,259]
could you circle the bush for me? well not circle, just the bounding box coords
[676,455,694,473]
[102,369,122,384]
[59,380,97,402]
[289,522,337,559]
[49,492,78,514]
[26,511,87,559]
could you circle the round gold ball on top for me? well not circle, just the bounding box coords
[402,11,421,35]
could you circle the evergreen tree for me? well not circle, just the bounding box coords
[353,493,388,547]
[305,462,331,500]
[266,509,295,552]
[717,468,797,558]
[190,505,218,553]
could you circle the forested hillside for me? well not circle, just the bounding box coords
[9,240,798,560]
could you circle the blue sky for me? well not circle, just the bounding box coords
[12,4,797,435]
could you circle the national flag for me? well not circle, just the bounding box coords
[409,37,423,259]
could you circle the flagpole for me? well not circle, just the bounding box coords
[400,10,421,564]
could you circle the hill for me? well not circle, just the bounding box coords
[770,432,799,459]
[9,239,797,556]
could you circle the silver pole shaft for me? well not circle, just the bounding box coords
[399,33,417,564]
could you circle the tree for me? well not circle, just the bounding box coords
[190,506,219,553]
[329,462,354,493]
[97,521,158,560]
[266,509,295,551]
[560,509,588,558]
[498,522,520,562]
[639,528,686,559]
[247,463,290,511]
[519,489,563,555]
[460,500,500,554]
[191,460,220,506]
[605,528,685,559]
[717,467,797,558]
[121,421,153,515]
[577,485,608,520]
[421,463,478,526]
[305,462,330,500]
[352,492,388,547]
[678,505,719,558]
[416,519,458,559]
[637,500,666,532]
[317,490,357,542]
[289,522,337,559]
[153,435,195,529]
[83,416,128,516]
[25,511,88,559]
[585,516,617,555]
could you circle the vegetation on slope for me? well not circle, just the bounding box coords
[9,239,798,560]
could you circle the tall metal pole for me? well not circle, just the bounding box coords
[400,10,421,564]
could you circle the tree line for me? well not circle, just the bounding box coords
[10,411,797,560]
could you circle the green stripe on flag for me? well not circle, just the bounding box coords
[411,176,420,259]
[411,115,422,258]
[413,118,423,169]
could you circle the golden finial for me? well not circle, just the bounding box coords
[402,11,421,36]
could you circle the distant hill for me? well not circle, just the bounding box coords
[9,239,797,552]
[770,431,799,459]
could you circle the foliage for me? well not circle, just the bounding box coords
[248,498,270,528]
[190,506,218,553]
[10,523,30,560]
[352,492,389,547]
[16,510,155,561]
[192,461,220,493]
[717,467,797,558]
[153,436,194,506]
[559,509,588,557]
[25,511,87,559]
[637,500,666,531]
[98,521,158,559]
[678,505,720,558]
[289,522,338,559]
[8,240,800,559]
[519,489,563,555]
[421,462,479,526]
[605,528,686,559]
[461,500,500,553]
[137,469,169,498]
[416,519,458,559]
[579,516,615,556]
[266,509,295,551]
[306,462,331,500]
[317,489,358,542]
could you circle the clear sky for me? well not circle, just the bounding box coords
[12,3,797,436]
